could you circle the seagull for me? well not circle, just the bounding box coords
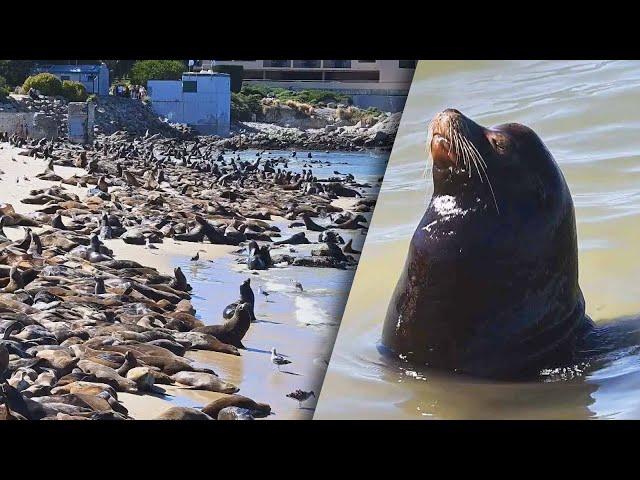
[258,286,270,298]
[271,348,291,371]
[190,252,199,261]
[286,390,315,408]
[145,238,158,250]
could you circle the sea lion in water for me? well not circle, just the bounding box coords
[381,109,593,379]
[223,279,256,322]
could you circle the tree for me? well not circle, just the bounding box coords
[0,60,35,87]
[129,60,186,86]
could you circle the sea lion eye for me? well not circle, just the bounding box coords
[492,137,507,152]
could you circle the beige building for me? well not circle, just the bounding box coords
[200,60,416,92]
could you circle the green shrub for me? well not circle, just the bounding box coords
[231,91,262,121]
[129,60,185,87]
[86,94,97,103]
[237,85,350,106]
[61,80,88,102]
[22,73,63,96]
[230,85,354,122]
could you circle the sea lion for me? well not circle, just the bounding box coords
[1,267,24,294]
[201,394,271,419]
[381,109,593,379]
[301,213,326,232]
[168,267,191,292]
[223,279,256,322]
[0,343,8,380]
[155,406,213,420]
[343,239,361,254]
[170,371,238,394]
[194,303,252,349]
[0,216,10,243]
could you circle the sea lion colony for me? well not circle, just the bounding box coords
[0,130,376,420]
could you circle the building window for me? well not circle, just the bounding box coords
[292,60,321,68]
[243,69,265,80]
[358,60,376,63]
[264,70,323,81]
[399,60,417,69]
[324,70,380,82]
[264,60,291,68]
[183,81,197,93]
[60,75,70,81]
[323,60,352,69]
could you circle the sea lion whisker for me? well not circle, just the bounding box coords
[455,130,474,178]
[471,150,500,214]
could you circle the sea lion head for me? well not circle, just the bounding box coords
[381,109,587,378]
[428,109,569,217]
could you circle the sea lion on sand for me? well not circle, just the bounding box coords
[194,303,252,349]
[343,239,361,254]
[201,394,271,419]
[301,213,326,232]
[170,371,238,394]
[1,267,24,294]
[0,343,8,380]
[155,406,213,420]
[168,267,191,292]
[382,109,593,379]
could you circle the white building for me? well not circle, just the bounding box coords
[148,72,230,136]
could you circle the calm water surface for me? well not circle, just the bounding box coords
[315,60,640,419]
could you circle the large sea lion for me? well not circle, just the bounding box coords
[194,303,252,349]
[382,109,594,379]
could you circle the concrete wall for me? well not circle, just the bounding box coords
[0,112,58,139]
[148,73,230,136]
[182,73,230,136]
[148,80,183,123]
[68,102,95,144]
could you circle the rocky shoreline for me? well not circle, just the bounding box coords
[0,130,378,420]
[0,94,401,151]
[216,113,400,151]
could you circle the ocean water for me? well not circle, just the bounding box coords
[315,60,640,420]
[231,149,388,184]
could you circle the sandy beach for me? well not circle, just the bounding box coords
[0,134,381,420]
